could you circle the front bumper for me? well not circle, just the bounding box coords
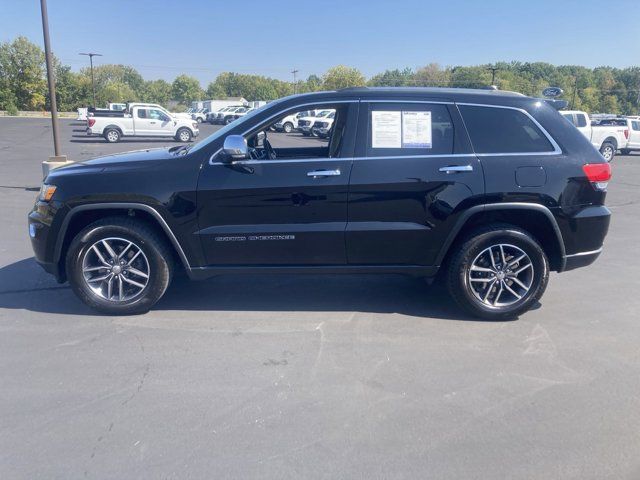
[28,205,65,282]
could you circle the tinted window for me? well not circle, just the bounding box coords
[632,121,640,131]
[137,108,147,119]
[460,105,555,154]
[576,114,587,127]
[366,103,454,157]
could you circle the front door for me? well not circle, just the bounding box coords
[196,101,358,266]
[346,101,484,266]
[134,108,172,135]
[628,119,640,150]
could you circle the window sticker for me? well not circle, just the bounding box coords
[371,111,401,148]
[402,111,432,148]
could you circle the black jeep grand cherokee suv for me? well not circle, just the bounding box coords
[29,88,611,319]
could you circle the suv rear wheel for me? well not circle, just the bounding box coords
[66,217,174,315]
[446,225,549,320]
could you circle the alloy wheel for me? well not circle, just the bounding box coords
[81,237,150,302]
[467,243,534,308]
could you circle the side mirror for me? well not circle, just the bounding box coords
[222,135,248,161]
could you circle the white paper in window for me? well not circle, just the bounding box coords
[402,111,432,148]
[371,111,401,148]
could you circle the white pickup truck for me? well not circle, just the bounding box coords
[560,110,629,161]
[86,103,199,143]
[297,109,335,136]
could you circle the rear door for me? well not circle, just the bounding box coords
[346,100,483,266]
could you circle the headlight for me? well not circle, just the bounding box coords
[39,184,57,202]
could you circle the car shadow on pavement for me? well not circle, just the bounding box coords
[0,257,519,321]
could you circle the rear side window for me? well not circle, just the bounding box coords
[576,114,587,127]
[460,105,555,154]
[366,103,454,157]
[632,121,640,131]
[137,109,148,119]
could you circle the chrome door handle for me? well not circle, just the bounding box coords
[307,169,341,178]
[439,165,473,174]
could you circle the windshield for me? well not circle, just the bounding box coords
[317,110,330,117]
[188,100,282,154]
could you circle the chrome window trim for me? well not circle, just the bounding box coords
[208,98,563,165]
[209,153,478,166]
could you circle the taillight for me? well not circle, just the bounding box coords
[88,118,96,127]
[624,129,629,139]
[583,163,611,191]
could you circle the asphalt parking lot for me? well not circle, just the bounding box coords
[1,117,640,479]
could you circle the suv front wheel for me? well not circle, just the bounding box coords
[66,217,174,314]
[446,225,549,320]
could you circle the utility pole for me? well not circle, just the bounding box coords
[291,69,299,94]
[39,0,66,171]
[487,66,499,86]
[79,52,102,107]
[571,77,578,109]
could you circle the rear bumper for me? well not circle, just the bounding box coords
[563,247,602,271]
[559,205,610,272]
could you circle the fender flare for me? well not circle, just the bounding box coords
[54,202,192,274]
[434,202,566,270]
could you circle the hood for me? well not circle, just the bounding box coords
[46,147,178,179]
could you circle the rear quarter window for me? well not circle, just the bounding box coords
[460,105,555,154]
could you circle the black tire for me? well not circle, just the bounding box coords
[620,148,631,155]
[600,142,615,162]
[445,224,549,320]
[65,217,174,315]
[196,117,203,124]
[283,122,293,133]
[104,128,121,143]
[225,116,234,125]
[175,127,192,142]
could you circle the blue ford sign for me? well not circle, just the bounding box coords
[542,87,564,98]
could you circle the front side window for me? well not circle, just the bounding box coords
[242,103,352,160]
[366,103,454,157]
[148,109,169,121]
[460,105,555,154]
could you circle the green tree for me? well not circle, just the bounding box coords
[171,74,202,104]
[143,79,172,105]
[322,66,366,90]
[368,68,415,87]
[0,36,47,110]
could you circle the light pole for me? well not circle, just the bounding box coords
[291,69,299,94]
[487,66,499,86]
[39,0,67,172]
[79,52,102,107]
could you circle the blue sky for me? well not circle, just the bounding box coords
[1,0,638,86]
